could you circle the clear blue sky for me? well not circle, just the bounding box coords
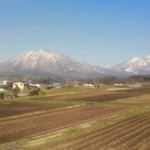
[0,0,150,66]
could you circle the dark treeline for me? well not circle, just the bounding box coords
[76,75,150,85]
[1,74,150,86]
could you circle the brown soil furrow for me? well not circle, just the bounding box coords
[72,117,150,150]
[100,122,150,150]
[93,119,150,149]
[51,113,150,150]
[118,126,150,150]
[66,115,150,149]
[132,136,150,150]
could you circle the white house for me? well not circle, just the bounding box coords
[0,80,8,86]
[0,88,6,92]
[29,83,41,88]
[83,83,94,88]
[13,82,25,90]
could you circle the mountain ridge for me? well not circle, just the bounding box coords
[0,49,150,77]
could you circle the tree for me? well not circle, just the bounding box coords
[13,85,20,97]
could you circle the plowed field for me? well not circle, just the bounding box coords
[1,88,149,118]
[29,87,150,102]
[0,105,128,144]
[51,113,150,150]
[0,102,63,118]
[78,88,150,102]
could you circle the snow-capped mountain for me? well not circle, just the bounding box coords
[110,55,150,75]
[0,49,149,77]
[0,49,106,77]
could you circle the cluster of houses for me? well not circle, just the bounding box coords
[0,80,41,91]
[0,78,64,99]
[0,79,42,99]
[0,78,95,95]
[0,77,141,100]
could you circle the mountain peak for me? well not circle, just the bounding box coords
[36,49,48,53]
[31,49,64,58]
[128,57,141,63]
[37,48,46,52]
[0,49,104,77]
[110,55,150,75]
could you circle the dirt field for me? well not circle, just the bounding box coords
[0,87,150,149]
[77,88,150,102]
[1,87,149,119]
[35,87,150,102]
[50,112,150,150]
[0,105,128,144]
[0,102,63,118]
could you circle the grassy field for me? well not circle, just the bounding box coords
[0,83,150,150]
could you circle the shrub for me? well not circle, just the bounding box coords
[0,92,5,100]
[29,88,41,96]
[47,86,54,89]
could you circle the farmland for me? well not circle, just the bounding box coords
[0,84,150,150]
[50,112,150,150]
[0,102,64,118]
[0,105,128,144]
